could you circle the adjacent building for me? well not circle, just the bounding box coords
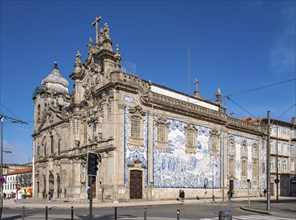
[32,18,294,202]
[3,167,33,198]
[246,118,296,196]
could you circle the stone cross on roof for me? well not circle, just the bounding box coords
[92,16,102,44]
[194,78,200,98]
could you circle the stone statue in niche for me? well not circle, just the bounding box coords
[103,23,110,40]
[75,51,81,65]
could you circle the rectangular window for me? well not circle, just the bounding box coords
[229,159,235,176]
[157,124,165,142]
[186,131,194,147]
[262,162,265,174]
[252,160,258,178]
[242,160,247,177]
[131,117,141,138]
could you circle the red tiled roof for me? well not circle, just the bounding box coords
[4,167,32,175]
[241,117,264,123]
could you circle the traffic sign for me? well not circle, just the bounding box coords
[0,177,5,184]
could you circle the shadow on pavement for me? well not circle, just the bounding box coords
[76,214,139,219]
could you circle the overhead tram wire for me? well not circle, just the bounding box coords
[225,96,258,119]
[274,104,296,121]
[220,78,296,99]
[0,102,24,122]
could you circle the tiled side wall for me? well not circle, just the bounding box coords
[153,116,221,189]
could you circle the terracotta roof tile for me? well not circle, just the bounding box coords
[4,167,32,175]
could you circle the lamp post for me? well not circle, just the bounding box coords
[247,179,251,207]
[204,178,208,202]
[212,163,217,201]
[0,148,12,218]
[0,115,3,219]
[0,114,27,218]
[266,111,271,211]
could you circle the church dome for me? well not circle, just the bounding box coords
[41,62,69,94]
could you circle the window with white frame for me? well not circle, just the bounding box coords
[291,161,295,172]
[271,157,275,170]
[282,159,288,173]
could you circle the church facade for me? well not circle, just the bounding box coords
[32,19,268,202]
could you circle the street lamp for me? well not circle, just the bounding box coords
[204,178,208,202]
[0,131,12,217]
[0,113,27,218]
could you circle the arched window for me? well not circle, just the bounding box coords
[37,105,41,123]
[37,145,41,156]
[50,135,54,154]
[57,140,61,155]
[43,176,46,194]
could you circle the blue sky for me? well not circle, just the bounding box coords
[0,0,295,164]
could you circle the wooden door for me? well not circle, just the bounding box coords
[130,170,142,199]
[229,180,234,192]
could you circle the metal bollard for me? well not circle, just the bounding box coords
[45,206,48,220]
[71,206,74,220]
[144,208,147,220]
[219,210,232,220]
[115,207,117,220]
[177,209,180,220]
[22,206,25,220]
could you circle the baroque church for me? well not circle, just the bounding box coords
[32,17,267,202]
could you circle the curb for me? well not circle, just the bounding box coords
[240,206,271,215]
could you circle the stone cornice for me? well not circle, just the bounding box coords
[147,91,227,124]
[226,117,265,136]
[77,70,265,136]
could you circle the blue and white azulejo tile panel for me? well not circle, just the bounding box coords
[153,116,221,188]
[124,106,148,187]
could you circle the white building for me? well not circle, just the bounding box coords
[3,167,32,198]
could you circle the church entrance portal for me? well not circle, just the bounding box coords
[130,170,142,199]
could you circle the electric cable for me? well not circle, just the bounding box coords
[225,96,257,119]
[221,78,295,99]
[0,102,23,122]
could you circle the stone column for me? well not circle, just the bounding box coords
[147,107,154,200]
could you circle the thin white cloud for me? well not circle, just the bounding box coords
[3,139,31,164]
[270,2,296,76]
[242,0,265,14]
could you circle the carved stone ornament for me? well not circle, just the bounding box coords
[129,105,145,117]
[127,158,146,169]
